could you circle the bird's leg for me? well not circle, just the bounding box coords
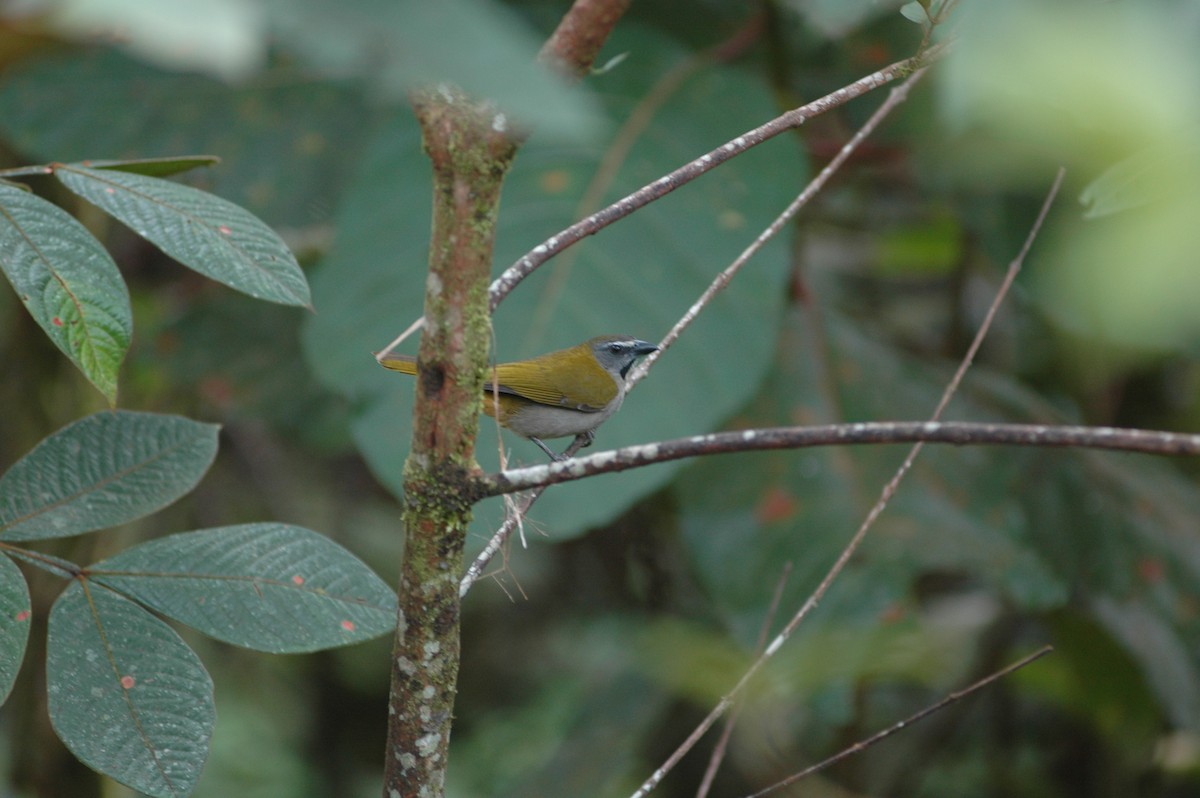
[554,431,595,460]
[530,437,564,462]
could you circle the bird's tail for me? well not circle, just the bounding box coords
[376,353,418,374]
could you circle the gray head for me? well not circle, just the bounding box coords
[588,335,658,380]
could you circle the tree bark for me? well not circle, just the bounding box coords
[381,3,631,792]
[381,87,517,797]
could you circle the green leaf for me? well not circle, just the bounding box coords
[303,24,806,539]
[55,164,311,307]
[47,582,213,798]
[0,411,219,541]
[0,181,131,402]
[0,48,373,228]
[268,0,603,142]
[90,524,397,653]
[0,555,31,706]
[86,155,222,178]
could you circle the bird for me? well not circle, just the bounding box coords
[377,335,658,460]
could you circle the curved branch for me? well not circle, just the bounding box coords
[475,421,1200,497]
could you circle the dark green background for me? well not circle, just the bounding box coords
[0,0,1197,796]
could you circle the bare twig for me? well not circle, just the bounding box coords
[460,58,933,595]
[459,435,590,596]
[696,563,793,798]
[395,43,947,344]
[374,315,426,363]
[626,171,1065,798]
[742,646,1055,798]
[461,412,1200,592]
[523,17,762,347]
[630,64,930,385]
[487,44,947,312]
[477,418,1199,495]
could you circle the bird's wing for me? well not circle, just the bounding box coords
[491,352,617,412]
[382,350,617,413]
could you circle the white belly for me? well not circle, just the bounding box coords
[504,392,625,440]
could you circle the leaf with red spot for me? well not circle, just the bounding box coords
[47,581,213,797]
[0,555,31,706]
[89,524,396,653]
[54,164,311,307]
[0,181,131,403]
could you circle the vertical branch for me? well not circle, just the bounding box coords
[377,3,633,792]
[381,86,517,796]
[381,3,633,791]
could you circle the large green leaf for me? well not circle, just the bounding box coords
[266,0,603,143]
[0,411,219,541]
[0,181,131,402]
[47,582,214,798]
[55,164,311,307]
[0,48,371,228]
[302,24,806,540]
[90,523,397,653]
[0,555,31,706]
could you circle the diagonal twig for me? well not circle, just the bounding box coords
[742,645,1055,798]
[489,44,946,312]
[695,562,793,798]
[627,169,1066,798]
[460,59,936,596]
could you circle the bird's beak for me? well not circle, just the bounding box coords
[633,340,658,356]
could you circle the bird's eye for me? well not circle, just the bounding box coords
[608,342,627,354]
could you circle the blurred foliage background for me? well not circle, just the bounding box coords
[1,0,1199,796]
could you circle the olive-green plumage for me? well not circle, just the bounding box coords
[377,335,657,460]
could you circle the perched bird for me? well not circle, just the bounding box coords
[378,335,657,460]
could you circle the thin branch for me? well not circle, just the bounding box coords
[523,17,762,347]
[626,171,1063,798]
[374,315,426,363]
[630,65,930,386]
[476,419,1200,496]
[461,58,931,594]
[696,562,793,798]
[742,646,1055,798]
[459,435,590,597]
[488,43,947,312]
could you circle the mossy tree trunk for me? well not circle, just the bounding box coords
[380,3,630,795]
[381,89,516,797]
